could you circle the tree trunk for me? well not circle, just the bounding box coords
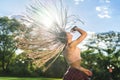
[2,58,6,73]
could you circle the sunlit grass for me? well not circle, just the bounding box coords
[0,77,62,80]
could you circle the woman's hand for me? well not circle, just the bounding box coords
[83,69,92,77]
[79,67,92,76]
[70,26,78,32]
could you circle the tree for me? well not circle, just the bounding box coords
[0,17,22,73]
[84,31,120,80]
[43,55,68,78]
[9,52,34,77]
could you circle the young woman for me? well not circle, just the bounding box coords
[63,26,92,80]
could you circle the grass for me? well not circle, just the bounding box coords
[0,77,62,80]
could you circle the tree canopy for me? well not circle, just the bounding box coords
[0,16,23,72]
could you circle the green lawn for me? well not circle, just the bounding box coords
[0,77,62,80]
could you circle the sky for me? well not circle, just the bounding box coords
[0,0,120,33]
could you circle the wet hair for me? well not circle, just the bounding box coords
[56,31,67,44]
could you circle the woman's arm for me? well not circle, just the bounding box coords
[70,26,87,47]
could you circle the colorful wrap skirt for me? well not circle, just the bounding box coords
[63,67,89,80]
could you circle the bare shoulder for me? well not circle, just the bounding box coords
[64,44,75,52]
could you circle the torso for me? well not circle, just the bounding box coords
[63,45,82,65]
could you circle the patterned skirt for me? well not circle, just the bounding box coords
[63,67,89,80]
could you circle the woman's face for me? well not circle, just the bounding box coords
[66,32,73,40]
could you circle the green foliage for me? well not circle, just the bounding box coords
[81,50,110,80]
[8,53,68,78]
[83,31,120,80]
[39,55,68,78]
[9,52,35,77]
[0,16,22,73]
[31,55,68,78]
